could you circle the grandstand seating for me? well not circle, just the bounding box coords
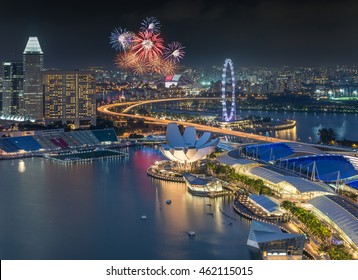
[0,128,118,154]
[0,136,42,152]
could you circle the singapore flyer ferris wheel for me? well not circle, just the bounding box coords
[221,58,236,122]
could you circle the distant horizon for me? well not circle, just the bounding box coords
[1,0,358,71]
[3,44,358,74]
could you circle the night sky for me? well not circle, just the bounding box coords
[1,0,358,69]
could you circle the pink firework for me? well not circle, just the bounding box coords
[164,41,185,63]
[132,30,164,61]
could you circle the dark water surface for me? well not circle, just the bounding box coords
[0,146,260,260]
[238,110,358,142]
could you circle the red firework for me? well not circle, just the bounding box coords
[132,30,164,62]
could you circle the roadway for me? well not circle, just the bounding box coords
[97,98,292,143]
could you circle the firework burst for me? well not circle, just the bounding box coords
[164,41,185,63]
[115,52,137,70]
[109,28,133,51]
[132,31,164,61]
[147,57,164,74]
[110,17,184,76]
[162,59,179,76]
[140,17,161,34]
[133,60,149,75]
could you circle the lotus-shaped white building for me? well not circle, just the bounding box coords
[160,123,219,164]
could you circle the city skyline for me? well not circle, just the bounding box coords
[1,0,358,69]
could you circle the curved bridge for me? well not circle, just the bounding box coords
[97,97,292,143]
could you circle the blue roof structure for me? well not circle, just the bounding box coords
[245,143,294,161]
[249,194,280,213]
[309,195,358,248]
[280,154,358,182]
[346,180,358,190]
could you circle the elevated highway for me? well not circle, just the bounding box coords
[97,98,292,143]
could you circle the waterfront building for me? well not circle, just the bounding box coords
[247,220,306,260]
[216,153,259,173]
[246,166,333,200]
[163,74,195,88]
[309,195,358,252]
[160,123,219,169]
[1,62,24,115]
[247,194,283,217]
[43,70,96,128]
[183,173,222,196]
[23,37,44,120]
[218,145,333,200]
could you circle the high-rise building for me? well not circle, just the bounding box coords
[23,37,44,120]
[1,62,24,115]
[43,70,96,128]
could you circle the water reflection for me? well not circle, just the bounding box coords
[238,110,358,141]
[275,126,297,141]
[0,147,259,260]
[18,160,26,173]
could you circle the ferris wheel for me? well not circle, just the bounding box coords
[221,58,236,122]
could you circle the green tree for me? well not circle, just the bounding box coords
[318,128,336,144]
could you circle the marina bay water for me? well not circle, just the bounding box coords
[153,104,358,142]
[239,110,358,142]
[0,146,260,260]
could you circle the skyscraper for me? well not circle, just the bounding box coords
[1,62,24,115]
[23,37,44,120]
[43,70,96,128]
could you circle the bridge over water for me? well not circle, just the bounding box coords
[97,98,292,144]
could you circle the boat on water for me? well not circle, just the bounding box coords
[141,215,147,220]
[187,231,196,236]
[165,199,172,205]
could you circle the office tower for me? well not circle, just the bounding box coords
[43,70,96,128]
[1,62,24,115]
[23,37,44,120]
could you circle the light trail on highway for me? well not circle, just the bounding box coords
[97,98,292,143]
